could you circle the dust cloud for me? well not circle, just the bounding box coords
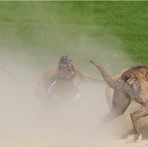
[0,59,105,146]
[0,56,135,147]
[0,25,138,147]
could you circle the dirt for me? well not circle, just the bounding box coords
[1,62,148,147]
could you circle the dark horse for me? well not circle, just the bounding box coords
[90,59,148,141]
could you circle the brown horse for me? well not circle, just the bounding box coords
[90,59,148,141]
[38,56,96,104]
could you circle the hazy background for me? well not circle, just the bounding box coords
[0,1,148,146]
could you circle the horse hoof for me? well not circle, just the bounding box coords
[125,135,135,143]
[136,134,143,143]
[125,134,142,143]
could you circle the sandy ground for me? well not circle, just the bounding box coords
[0,62,148,147]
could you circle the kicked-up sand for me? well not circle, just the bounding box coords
[0,60,148,147]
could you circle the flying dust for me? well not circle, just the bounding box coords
[0,24,140,146]
[0,53,137,147]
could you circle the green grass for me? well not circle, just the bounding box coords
[0,2,148,74]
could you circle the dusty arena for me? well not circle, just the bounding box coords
[0,2,147,147]
[0,60,148,147]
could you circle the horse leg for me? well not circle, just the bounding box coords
[130,103,148,141]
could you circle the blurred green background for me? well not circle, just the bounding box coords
[0,2,147,74]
